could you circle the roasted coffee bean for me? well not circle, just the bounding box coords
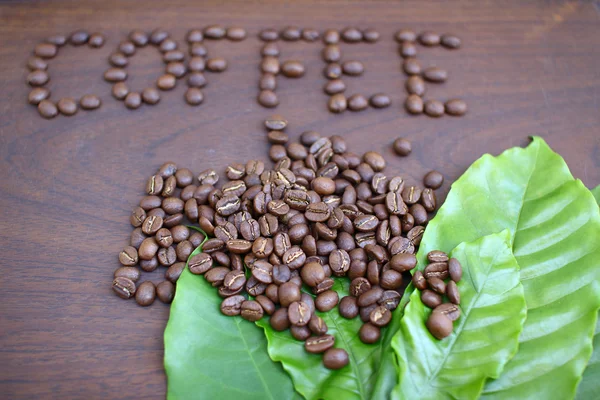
[353,215,378,232]
[165,213,184,228]
[27,56,48,71]
[301,261,325,287]
[378,290,401,311]
[392,138,412,157]
[261,56,280,74]
[357,287,384,307]
[114,266,141,283]
[341,27,362,42]
[406,76,425,96]
[424,100,444,117]
[289,301,311,326]
[359,323,381,344]
[103,67,127,83]
[188,252,213,274]
[424,262,449,281]
[400,41,417,58]
[240,300,264,322]
[385,192,407,216]
[290,325,311,341]
[395,29,417,42]
[304,202,330,222]
[158,246,177,266]
[130,228,146,249]
[259,73,277,90]
[165,262,185,283]
[267,308,289,332]
[166,61,187,77]
[205,266,230,287]
[118,246,139,266]
[253,237,274,258]
[441,34,461,49]
[28,87,50,105]
[259,28,279,41]
[316,240,336,256]
[369,93,391,109]
[35,43,58,58]
[428,277,446,294]
[403,57,421,76]
[151,28,169,45]
[419,31,440,46]
[409,204,427,226]
[435,303,461,322]
[124,92,142,109]
[329,249,350,276]
[405,94,424,114]
[366,260,381,285]
[411,270,427,291]
[79,94,101,110]
[176,240,193,261]
[426,250,448,264]
[369,305,392,327]
[109,52,128,68]
[422,171,444,190]
[420,189,436,212]
[421,289,443,308]
[302,235,318,256]
[162,197,184,215]
[388,253,416,273]
[324,63,342,79]
[127,30,148,47]
[189,42,207,57]
[281,60,305,78]
[135,281,156,306]
[258,90,279,108]
[113,277,136,299]
[212,251,231,267]
[118,40,136,56]
[407,226,424,246]
[88,32,105,47]
[427,310,453,339]
[445,99,468,116]
[188,56,205,72]
[323,348,349,370]
[339,296,359,319]
[448,258,463,282]
[322,29,339,44]
[215,194,240,216]
[141,87,160,105]
[142,215,164,235]
[224,26,246,41]
[156,281,175,304]
[315,290,339,312]
[380,270,403,290]
[298,28,318,41]
[278,281,301,307]
[446,280,460,304]
[322,45,341,63]
[283,246,306,269]
[362,28,380,42]
[252,260,273,284]
[157,74,176,90]
[139,238,159,260]
[27,70,49,86]
[220,295,245,316]
[348,94,368,111]
[313,277,334,294]
[184,88,204,106]
[222,270,245,292]
[423,67,447,83]
[305,334,335,354]
[214,222,238,242]
[69,30,89,45]
[324,79,346,95]
[139,256,159,272]
[203,24,226,39]
[342,60,364,76]
[55,97,76,116]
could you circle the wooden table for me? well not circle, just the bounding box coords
[1,0,598,398]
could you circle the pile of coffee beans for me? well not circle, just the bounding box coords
[411,251,462,339]
[27,30,104,118]
[320,28,391,113]
[112,115,444,368]
[396,29,467,118]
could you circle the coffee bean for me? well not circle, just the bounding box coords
[405,95,424,114]
[166,61,186,78]
[189,43,207,56]
[85,33,104,48]
[69,30,90,45]
[395,29,417,43]
[324,79,346,95]
[357,287,383,307]
[323,63,342,80]
[138,87,160,105]
[407,226,424,246]
[301,28,320,42]
[424,100,444,117]
[188,57,206,74]
[369,305,392,327]
[348,94,368,111]
[424,262,449,280]
[281,60,305,78]
[328,94,347,113]
[441,34,461,49]
[113,277,136,299]
[419,31,441,46]
[387,253,415,273]
[315,290,339,312]
[46,34,67,46]
[322,45,341,63]
[184,88,203,106]
[110,82,128,100]
[406,76,425,96]
[35,43,58,58]
[104,67,127,82]
[202,25,225,39]
[322,348,349,370]
[305,334,335,354]
[261,56,280,74]
[222,26,246,41]
[421,289,442,308]
[403,58,421,75]
[80,94,101,110]
[339,295,359,319]
[175,240,193,261]
[258,90,279,108]
[263,114,287,131]
[259,73,277,90]
[134,281,156,306]
[299,261,324,287]
[448,258,463,282]
[359,323,380,344]
[435,303,461,322]
[363,28,380,42]
[289,325,311,341]
[27,70,49,86]
[157,74,176,90]
[428,276,446,294]
[445,99,468,116]
[289,301,311,326]
[56,97,78,116]
[28,87,50,105]
[130,228,146,249]
[117,245,138,266]
[158,245,177,266]
[109,52,128,67]
[27,56,48,71]
[341,27,362,42]
[155,281,174,304]
[427,310,453,339]
[118,40,136,56]
[369,93,391,109]
[423,67,448,83]
[409,271,426,292]
[148,28,169,45]
[37,99,57,118]
[218,295,244,316]
[163,262,184,284]
[123,92,141,109]
[323,29,340,44]
[400,42,417,58]
[189,253,212,274]
[259,28,279,41]
[342,60,364,76]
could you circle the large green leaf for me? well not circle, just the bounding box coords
[164,238,299,400]
[392,231,526,400]
[575,190,600,400]
[256,278,403,400]
[406,137,600,399]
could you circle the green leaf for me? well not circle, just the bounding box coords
[392,231,526,400]
[575,190,600,400]
[256,279,403,400]
[406,137,600,399]
[164,241,299,400]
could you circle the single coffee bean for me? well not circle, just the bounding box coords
[448,258,463,282]
[409,204,427,225]
[261,56,280,74]
[281,60,305,78]
[157,74,176,90]
[301,262,325,287]
[259,28,279,41]
[400,42,417,58]
[435,303,461,321]
[205,267,230,287]
[124,92,142,109]
[301,28,320,41]
[313,278,335,294]
[188,252,212,274]
[406,76,425,96]
[117,246,138,267]
[166,61,187,78]
[441,34,461,49]
[445,99,468,116]
[357,287,384,307]
[112,82,129,100]
[427,310,453,339]
[259,73,277,91]
[142,87,160,105]
[57,98,77,116]
[139,237,159,260]
[35,43,58,58]
[323,348,349,370]
[428,277,446,294]
[423,67,448,83]
[88,33,105,48]
[421,289,443,308]
[342,61,364,76]
[142,215,163,235]
[157,246,177,266]
[27,56,48,71]
[359,323,381,344]
[315,290,339,312]
[113,277,136,299]
[109,52,128,67]
[27,70,49,86]
[388,253,416,273]
[156,281,175,304]
[224,26,246,41]
[28,87,50,105]
[127,30,148,47]
[185,29,202,43]
[363,28,380,42]
[176,240,193,261]
[306,315,326,336]
[446,280,460,305]
[324,63,342,80]
[188,56,205,72]
[150,28,169,44]
[339,296,359,319]
[421,188,436,212]
[114,266,141,282]
[291,325,312,341]
[185,88,204,106]
[369,305,392,327]
[135,281,156,306]
[369,93,391,109]
[165,262,185,283]
[139,256,158,272]
[323,29,340,44]
[424,262,449,280]
[378,290,401,311]
[422,171,444,190]
[305,334,335,354]
[324,79,346,95]
[395,29,417,42]
[130,228,146,249]
[79,94,101,110]
[328,94,347,113]
[403,57,421,76]
[222,270,246,292]
[289,301,311,326]
[341,27,362,42]
[203,24,226,39]
[269,308,290,331]
[322,45,341,63]
[220,295,245,316]
[348,94,368,111]
[381,270,403,290]
[258,90,279,108]
[419,31,441,46]
[118,40,136,56]
[424,100,444,117]
[405,95,424,114]
[254,295,275,316]
[104,67,127,82]
[426,251,447,264]
[329,249,350,276]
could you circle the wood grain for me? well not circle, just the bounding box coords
[0,0,599,398]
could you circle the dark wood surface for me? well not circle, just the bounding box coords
[1,0,599,398]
